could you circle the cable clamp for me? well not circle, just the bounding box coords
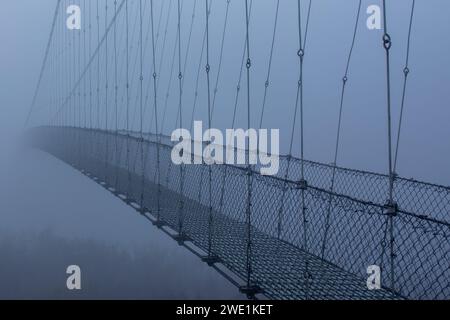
[384,200,398,217]
[383,33,392,50]
[296,179,308,190]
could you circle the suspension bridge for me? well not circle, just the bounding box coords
[25,0,449,300]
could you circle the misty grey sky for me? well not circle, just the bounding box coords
[1,0,449,185]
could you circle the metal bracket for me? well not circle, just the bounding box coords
[384,201,398,217]
[239,285,263,299]
[173,232,191,245]
[296,179,308,190]
[201,255,221,266]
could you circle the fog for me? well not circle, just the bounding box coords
[0,0,449,299]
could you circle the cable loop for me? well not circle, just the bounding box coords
[403,67,410,76]
[383,33,392,50]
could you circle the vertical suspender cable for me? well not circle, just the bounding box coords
[105,0,110,183]
[189,0,213,133]
[97,0,101,129]
[321,0,362,259]
[105,0,109,132]
[160,2,185,135]
[259,0,279,128]
[78,3,82,129]
[297,0,310,300]
[139,0,145,212]
[205,0,214,259]
[77,0,82,164]
[192,0,212,203]
[381,0,397,297]
[25,0,61,128]
[150,0,162,222]
[217,0,252,218]
[394,0,415,174]
[114,0,119,190]
[72,18,76,128]
[126,0,131,200]
[173,0,199,128]
[83,0,87,128]
[89,0,93,129]
[210,0,231,118]
[243,0,257,298]
[177,0,186,238]
[142,0,165,130]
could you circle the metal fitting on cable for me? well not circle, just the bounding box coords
[296,179,308,190]
[403,67,410,76]
[384,200,398,217]
[383,33,392,50]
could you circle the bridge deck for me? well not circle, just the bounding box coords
[55,151,394,300]
[29,127,449,300]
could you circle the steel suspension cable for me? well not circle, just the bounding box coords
[173,0,199,129]
[189,0,213,133]
[381,0,397,297]
[83,0,87,128]
[139,0,146,212]
[51,0,126,126]
[96,0,101,129]
[126,0,131,199]
[149,0,162,222]
[105,0,109,132]
[274,0,312,245]
[160,2,185,136]
[163,0,200,192]
[25,0,61,127]
[104,0,110,182]
[259,0,280,128]
[114,0,119,190]
[142,0,174,179]
[321,0,362,259]
[243,0,256,296]
[394,0,416,174]
[117,2,143,130]
[205,0,214,260]
[142,0,165,130]
[89,0,93,129]
[210,0,231,119]
[216,0,252,215]
[296,0,312,299]
[176,0,186,238]
[78,3,82,128]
